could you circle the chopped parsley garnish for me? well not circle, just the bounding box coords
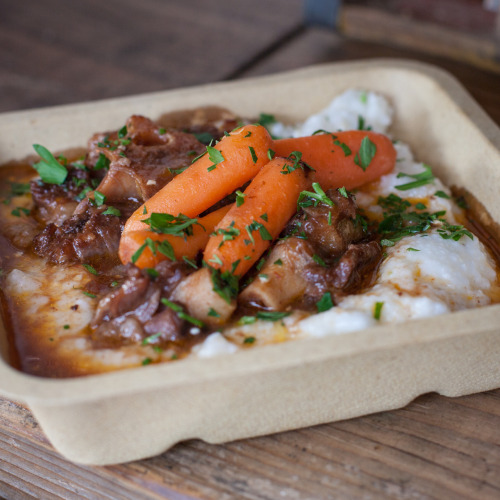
[357,115,371,131]
[10,182,31,197]
[93,190,106,206]
[208,308,220,318]
[213,222,240,248]
[338,186,348,198]
[83,264,98,275]
[256,311,291,322]
[437,222,473,241]
[158,127,166,135]
[145,268,159,279]
[83,291,96,299]
[208,254,223,266]
[11,207,30,217]
[267,149,276,161]
[142,332,162,345]
[245,220,272,244]
[131,237,176,264]
[434,190,450,199]
[260,213,268,222]
[297,182,333,209]
[274,259,283,266]
[333,139,352,157]
[316,292,334,312]
[374,302,384,320]
[395,164,435,191]
[32,144,68,185]
[142,357,153,366]
[238,316,257,325]
[63,324,70,330]
[94,153,110,171]
[102,206,121,216]
[182,256,198,269]
[282,151,310,174]
[353,136,377,171]
[312,254,327,267]
[206,145,225,172]
[406,247,420,252]
[210,267,239,304]
[258,113,276,127]
[161,298,205,328]
[243,336,256,344]
[235,190,246,207]
[193,132,214,144]
[118,125,128,139]
[249,146,258,164]
[141,212,202,237]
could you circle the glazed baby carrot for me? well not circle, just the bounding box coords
[123,124,273,234]
[204,156,310,277]
[273,130,396,190]
[119,205,231,268]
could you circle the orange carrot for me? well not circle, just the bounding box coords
[123,124,273,234]
[273,130,396,190]
[204,157,310,276]
[119,205,231,268]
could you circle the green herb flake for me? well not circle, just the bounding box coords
[110,281,119,287]
[244,131,252,138]
[182,256,198,269]
[267,149,276,161]
[353,136,377,171]
[256,311,291,322]
[333,140,352,157]
[142,357,153,366]
[243,336,256,344]
[94,153,110,171]
[158,127,166,135]
[32,144,68,185]
[374,301,384,320]
[83,264,98,275]
[434,190,451,199]
[142,332,162,345]
[208,308,220,318]
[206,145,225,172]
[258,113,276,127]
[297,182,333,209]
[274,259,283,266]
[93,190,106,206]
[312,254,327,267]
[118,125,128,139]
[145,268,159,279]
[415,202,427,210]
[63,324,70,330]
[395,164,435,191]
[249,146,258,164]
[238,316,257,325]
[338,187,348,198]
[83,291,96,299]
[210,267,239,304]
[407,247,420,252]
[316,292,334,312]
[260,213,268,222]
[11,207,30,217]
[131,242,147,264]
[102,206,121,216]
[437,222,473,242]
[236,190,246,207]
[142,212,202,237]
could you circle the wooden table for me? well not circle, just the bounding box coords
[1,1,500,498]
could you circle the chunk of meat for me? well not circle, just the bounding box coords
[302,241,382,305]
[30,166,105,225]
[91,261,191,347]
[290,189,365,259]
[240,238,315,310]
[93,115,206,204]
[172,267,237,327]
[33,200,123,266]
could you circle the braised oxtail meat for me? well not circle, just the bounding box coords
[30,165,105,225]
[93,115,206,204]
[33,200,123,266]
[91,261,191,348]
[292,189,365,258]
[241,188,379,311]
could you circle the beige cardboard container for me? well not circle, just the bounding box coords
[1,60,500,465]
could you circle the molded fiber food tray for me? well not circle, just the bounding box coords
[1,60,500,465]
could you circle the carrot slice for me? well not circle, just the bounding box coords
[204,156,310,276]
[123,124,273,234]
[273,130,396,190]
[119,204,231,268]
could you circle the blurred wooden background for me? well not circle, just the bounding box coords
[1,1,500,499]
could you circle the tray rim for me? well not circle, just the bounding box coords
[1,58,500,405]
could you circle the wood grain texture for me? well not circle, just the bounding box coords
[0,0,302,112]
[2,0,500,498]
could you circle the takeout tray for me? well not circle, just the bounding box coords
[1,59,500,465]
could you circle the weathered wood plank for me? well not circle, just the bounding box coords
[0,0,302,112]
